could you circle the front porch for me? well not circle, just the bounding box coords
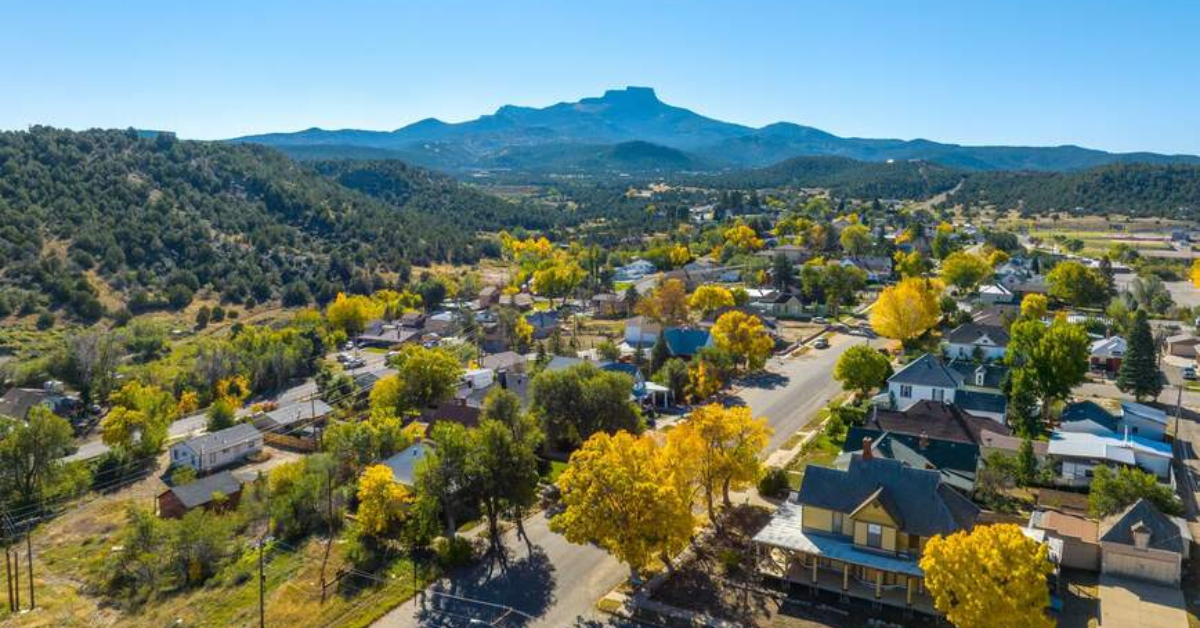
[758,547,937,616]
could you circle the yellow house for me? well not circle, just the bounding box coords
[753,450,979,614]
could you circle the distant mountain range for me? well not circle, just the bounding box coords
[233,87,1200,174]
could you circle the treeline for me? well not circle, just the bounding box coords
[942,163,1200,218]
[0,127,532,321]
[702,155,965,199]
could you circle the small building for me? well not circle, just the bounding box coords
[1099,499,1192,586]
[1046,430,1173,487]
[420,401,482,430]
[357,320,419,348]
[524,311,560,340]
[590,292,630,318]
[254,399,334,434]
[662,328,713,359]
[614,259,658,282]
[498,292,535,311]
[978,283,1014,306]
[840,256,893,282]
[1165,334,1200,358]
[942,323,1009,361]
[978,429,1050,465]
[624,316,662,349]
[156,470,244,519]
[1028,509,1100,571]
[1059,401,1169,442]
[479,351,527,373]
[477,285,501,307]
[1090,336,1127,373]
[380,441,435,487]
[768,290,806,319]
[170,423,263,473]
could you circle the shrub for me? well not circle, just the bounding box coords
[433,535,475,568]
[757,467,791,499]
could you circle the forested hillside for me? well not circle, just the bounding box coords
[705,155,965,199]
[0,128,531,322]
[942,163,1200,218]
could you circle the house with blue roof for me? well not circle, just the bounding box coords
[1047,430,1173,487]
[662,328,713,359]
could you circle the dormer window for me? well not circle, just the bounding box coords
[975,367,986,387]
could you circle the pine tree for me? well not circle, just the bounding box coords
[650,331,670,374]
[1116,309,1163,402]
[1016,438,1037,486]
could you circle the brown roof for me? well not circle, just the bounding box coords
[420,402,481,429]
[979,429,1049,455]
[867,400,1010,445]
[1033,510,1098,544]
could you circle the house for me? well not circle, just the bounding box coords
[768,290,806,319]
[544,355,586,372]
[841,256,893,282]
[886,354,1007,423]
[524,311,560,340]
[1099,499,1192,586]
[380,441,434,487]
[156,470,244,519]
[253,399,334,434]
[479,351,527,373]
[498,292,535,311]
[979,429,1050,464]
[1060,401,1169,442]
[948,360,1008,392]
[357,319,419,348]
[865,400,1009,445]
[837,428,980,492]
[590,292,630,318]
[978,283,1015,305]
[0,384,80,420]
[399,311,427,329]
[1028,510,1100,571]
[624,316,662,349]
[753,453,979,615]
[614,259,657,282]
[662,328,713,359]
[1046,430,1173,487]
[688,204,716,223]
[1090,336,1126,373]
[170,423,263,473]
[1165,334,1200,358]
[942,323,1009,361]
[424,310,460,337]
[761,244,808,264]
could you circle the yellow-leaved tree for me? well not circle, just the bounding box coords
[1192,258,1200,288]
[939,252,992,292]
[102,381,181,456]
[326,293,383,336]
[711,310,774,371]
[666,404,771,522]
[869,277,943,348]
[1020,293,1049,321]
[551,431,695,579]
[688,285,735,319]
[722,223,765,253]
[920,524,1055,628]
[635,278,690,326]
[532,252,586,305]
[687,359,722,402]
[356,464,411,536]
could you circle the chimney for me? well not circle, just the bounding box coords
[1131,522,1151,550]
[861,437,873,460]
[919,431,929,450]
[498,369,508,390]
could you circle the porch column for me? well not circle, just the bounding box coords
[811,555,818,584]
[874,570,883,603]
[842,562,849,599]
[906,576,914,607]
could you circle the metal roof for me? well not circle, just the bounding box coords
[179,423,261,456]
[169,470,243,509]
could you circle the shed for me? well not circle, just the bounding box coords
[156,470,244,519]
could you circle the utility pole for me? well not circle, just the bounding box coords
[258,536,267,628]
[5,546,13,612]
[320,468,334,604]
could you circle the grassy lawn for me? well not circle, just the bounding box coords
[543,459,568,484]
[783,431,842,490]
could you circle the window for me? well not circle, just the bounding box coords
[899,385,913,399]
[832,512,844,535]
[867,524,883,549]
[931,388,944,402]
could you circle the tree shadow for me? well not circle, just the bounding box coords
[739,371,790,391]
[417,544,557,626]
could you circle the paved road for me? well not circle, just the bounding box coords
[374,334,863,627]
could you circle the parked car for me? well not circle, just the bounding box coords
[813,338,829,349]
[344,357,366,369]
[336,352,352,363]
[1183,366,1196,380]
[813,317,828,325]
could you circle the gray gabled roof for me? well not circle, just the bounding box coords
[944,323,1010,347]
[889,354,963,389]
[955,390,1008,415]
[380,442,434,487]
[1099,499,1186,554]
[180,422,261,455]
[169,470,244,509]
[796,455,978,537]
[263,399,333,427]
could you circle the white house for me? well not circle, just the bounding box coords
[887,354,1007,423]
[1089,336,1126,373]
[170,423,262,474]
[1046,430,1173,487]
[942,323,1009,361]
[614,259,657,282]
[979,283,1015,305]
[688,204,715,223]
[624,316,662,349]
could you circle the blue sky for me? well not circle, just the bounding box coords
[3,1,1199,154]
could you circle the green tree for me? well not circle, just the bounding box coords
[1046,261,1110,307]
[650,331,670,374]
[1088,465,1183,518]
[414,422,474,537]
[0,407,77,507]
[529,362,642,449]
[1116,309,1163,402]
[940,252,992,292]
[205,398,237,432]
[771,252,796,289]
[653,358,690,405]
[833,345,892,397]
[1016,438,1038,487]
[1006,317,1089,421]
[839,224,871,256]
[373,345,464,414]
[820,263,866,317]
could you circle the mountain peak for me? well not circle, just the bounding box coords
[599,86,660,104]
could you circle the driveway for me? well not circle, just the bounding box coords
[1098,575,1188,628]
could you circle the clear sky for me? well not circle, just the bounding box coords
[3,1,1199,154]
